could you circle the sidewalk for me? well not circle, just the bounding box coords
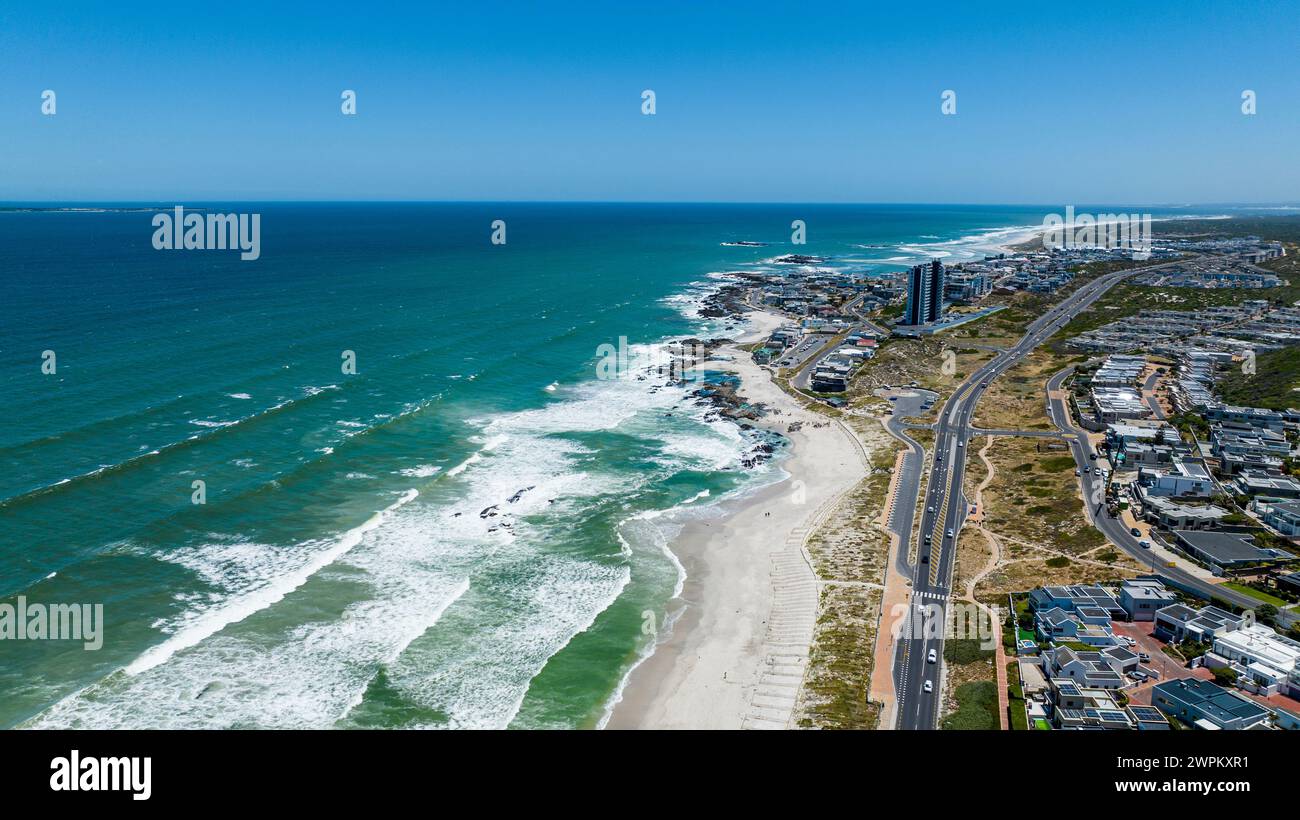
[868,448,913,730]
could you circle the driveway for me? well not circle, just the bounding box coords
[1111,620,1210,704]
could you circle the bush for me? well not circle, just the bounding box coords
[945,638,995,665]
[942,681,999,730]
[1212,667,1239,687]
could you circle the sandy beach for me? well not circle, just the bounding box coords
[606,310,869,729]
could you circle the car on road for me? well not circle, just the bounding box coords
[922,680,933,693]
[1139,540,1151,549]
[1074,469,1081,476]
[927,506,934,513]
[1089,453,1097,460]
[927,649,937,664]
[980,381,988,387]
[1130,527,1142,537]
[1083,466,1091,474]
[946,528,954,538]
[1138,653,1151,662]
[920,552,929,564]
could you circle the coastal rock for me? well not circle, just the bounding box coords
[771,253,829,264]
[507,486,535,504]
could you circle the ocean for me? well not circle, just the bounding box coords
[0,202,1201,728]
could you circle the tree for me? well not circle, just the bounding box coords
[1211,667,1239,687]
[1256,604,1279,627]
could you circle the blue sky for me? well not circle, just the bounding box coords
[2,0,1299,203]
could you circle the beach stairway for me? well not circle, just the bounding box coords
[741,526,817,729]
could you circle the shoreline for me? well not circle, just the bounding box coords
[605,309,869,729]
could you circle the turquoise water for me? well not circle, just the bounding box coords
[0,202,1199,728]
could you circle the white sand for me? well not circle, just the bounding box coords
[606,310,868,729]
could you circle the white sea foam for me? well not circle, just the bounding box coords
[398,465,442,478]
[28,321,768,730]
[123,489,420,676]
[189,419,238,428]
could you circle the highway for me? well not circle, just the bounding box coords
[892,260,1188,730]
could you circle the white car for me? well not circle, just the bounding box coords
[922,680,933,693]
[927,649,937,664]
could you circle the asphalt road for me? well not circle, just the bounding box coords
[892,260,1190,730]
[1141,369,1169,420]
[881,390,938,577]
[1045,366,1295,629]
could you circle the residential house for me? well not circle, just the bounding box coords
[1151,678,1274,730]
[1139,459,1215,498]
[1153,603,1246,644]
[1172,530,1295,575]
[1119,579,1179,621]
[1260,500,1300,537]
[1029,584,1126,619]
[1234,471,1300,499]
[1134,490,1229,530]
[1205,623,1300,698]
[1039,646,1131,689]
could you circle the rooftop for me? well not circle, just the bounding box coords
[1152,678,1272,726]
[1214,624,1300,673]
[1173,530,1276,565]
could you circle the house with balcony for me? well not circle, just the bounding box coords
[1260,500,1300,537]
[1119,578,1179,621]
[1153,602,1246,644]
[1204,623,1300,698]
[1039,645,1133,689]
